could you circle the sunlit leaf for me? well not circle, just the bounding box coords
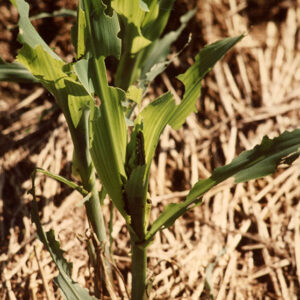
[137,36,243,177]
[169,35,244,129]
[31,175,98,300]
[77,0,129,222]
[81,0,121,59]
[140,92,175,169]
[141,0,175,41]
[73,58,95,95]
[11,0,61,60]
[111,0,151,54]
[90,87,129,221]
[140,9,195,87]
[17,44,93,129]
[139,0,149,12]
[144,129,300,246]
[126,85,143,105]
[71,6,87,59]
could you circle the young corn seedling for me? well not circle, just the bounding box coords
[8,0,300,299]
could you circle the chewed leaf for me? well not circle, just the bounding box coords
[111,0,151,54]
[144,129,300,246]
[126,85,143,105]
[73,58,95,95]
[30,174,98,300]
[81,0,121,59]
[12,0,61,60]
[71,6,86,59]
[90,86,129,221]
[17,44,94,130]
[140,9,195,85]
[137,36,243,178]
[141,0,175,42]
[209,130,300,184]
[169,35,244,130]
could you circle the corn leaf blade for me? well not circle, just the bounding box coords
[11,0,61,60]
[16,44,98,198]
[140,92,175,170]
[140,9,195,87]
[90,87,129,220]
[141,0,175,41]
[125,165,149,237]
[31,197,97,300]
[124,93,175,235]
[169,35,244,130]
[81,0,121,59]
[111,0,151,54]
[144,129,300,245]
[29,8,76,21]
[138,36,244,174]
[138,36,244,162]
[34,168,88,196]
[73,59,95,95]
[71,6,86,59]
[17,44,94,129]
[0,61,38,82]
[77,0,129,220]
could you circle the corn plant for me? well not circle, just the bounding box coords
[7,0,300,299]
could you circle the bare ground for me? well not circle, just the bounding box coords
[1,0,300,299]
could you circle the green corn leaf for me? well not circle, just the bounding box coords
[126,85,143,105]
[34,168,88,196]
[137,36,244,172]
[140,92,175,170]
[11,0,61,60]
[81,0,121,59]
[125,165,148,237]
[29,8,77,21]
[17,44,93,129]
[137,36,243,176]
[30,175,98,300]
[17,45,99,202]
[169,35,244,129]
[0,60,38,83]
[111,0,151,54]
[140,9,195,87]
[141,0,175,42]
[90,87,129,221]
[189,129,300,193]
[13,0,110,243]
[143,129,300,245]
[77,1,129,221]
[114,0,176,90]
[31,218,98,300]
[126,35,244,240]
[73,59,95,95]
[139,0,150,12]
[124,93,175,237]
[67,85,94,129]
[17,44,67,111]
[71,6,87,59]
